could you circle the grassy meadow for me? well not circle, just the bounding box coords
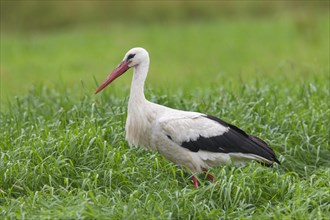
[1,2,330,219]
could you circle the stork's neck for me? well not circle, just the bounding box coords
[126,58,154,148]
[129,59,149,105]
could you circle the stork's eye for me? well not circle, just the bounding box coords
[127,54,136,61]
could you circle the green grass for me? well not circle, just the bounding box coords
[1,15,330,219]
[1,83,329,219]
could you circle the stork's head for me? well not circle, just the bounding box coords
[124,47,149,68]
[95,47,149,94]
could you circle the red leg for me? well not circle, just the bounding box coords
[191,176,199,188]
[202,168,215,182]
[206,173,215,182]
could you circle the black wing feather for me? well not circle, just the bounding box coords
[180,114,280,164]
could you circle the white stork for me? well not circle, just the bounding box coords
[95,47,280,188]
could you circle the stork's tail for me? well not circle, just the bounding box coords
[248,135,281,165]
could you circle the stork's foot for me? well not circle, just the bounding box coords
[191,172,216,188]
[191,176,199,188]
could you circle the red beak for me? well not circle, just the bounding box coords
[95,61,130,94]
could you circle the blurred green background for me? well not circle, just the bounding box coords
[1,1,329,104]
[1,1,328,31]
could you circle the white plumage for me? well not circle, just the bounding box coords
[95,47,280,188]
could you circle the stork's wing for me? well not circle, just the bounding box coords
[158,114,280,164]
